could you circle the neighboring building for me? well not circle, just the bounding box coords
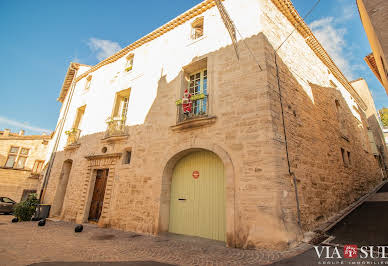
[384,127,388,145]
[351,78,388,177]
[40,0,382,250]
[0,129,51,202]
[357,0,388,95]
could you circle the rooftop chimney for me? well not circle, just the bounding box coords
[19,130,25,136]
[3,129,10,137]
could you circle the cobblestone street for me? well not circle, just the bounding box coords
[0,215,308,266]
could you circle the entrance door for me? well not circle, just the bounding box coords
[169,151,225,241]
[88,169,109,222]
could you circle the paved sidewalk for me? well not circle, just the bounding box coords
[328,182,388,246]
[0,215,307,266]
[270,182,388,266]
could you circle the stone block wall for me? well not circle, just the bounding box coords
[42,0,382,251]
[0,169,39,201]
[261,0,382,230]
[0,135,50,201]
[43,33,301,250]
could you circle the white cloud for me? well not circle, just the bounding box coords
[310,17,354,79]
[87,38,122,61]
[339,4,356,22]
[308,1,359,80]
[0,116,51,134]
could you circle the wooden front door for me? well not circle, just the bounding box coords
[169,151,226,241]
[88,169,109,222]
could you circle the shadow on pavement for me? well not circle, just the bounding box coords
[271,182,388,265]
[328,201,388,246]
[29,262,175,266]
[377,182,388,193]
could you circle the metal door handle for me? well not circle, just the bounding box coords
[178,198,186,201]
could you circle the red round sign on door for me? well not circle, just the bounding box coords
[192,171,200,179]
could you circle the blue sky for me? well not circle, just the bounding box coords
[0,0,387,134]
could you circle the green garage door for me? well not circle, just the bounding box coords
[169,151,226,241]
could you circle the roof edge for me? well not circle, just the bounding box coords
[271,0,368,111]
[57,62,82,103]
[73,0,220,83]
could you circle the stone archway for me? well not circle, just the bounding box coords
[51,159,73,217]
[158,143,237,247]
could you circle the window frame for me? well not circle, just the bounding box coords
[32,160,45,174]
[123,150,132,165]
[125,54,134,72]
[112,89,131,121]
[191,17,204,40]
[85,75,92,90]
[4,146,29,169]
[188,68,208,116]
[73,105,86,130]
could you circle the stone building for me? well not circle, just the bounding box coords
[41,0,382,250]
[351,78,388,177]
[384,127,388,145]
[0,129,51,201]
[357,0,388,95]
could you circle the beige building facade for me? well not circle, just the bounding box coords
[0,129,50,202]
[351,78,388,176]
[357,0,388,95]
[41,0,383,250]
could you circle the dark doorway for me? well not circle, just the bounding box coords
[88,169,109,222]
[21,189,37,201]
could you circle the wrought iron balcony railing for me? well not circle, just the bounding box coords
[65,128,81,146]
[176,94,208,123]
[105,117,129,138]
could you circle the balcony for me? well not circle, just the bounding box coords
[65,128,81,149]
[176,94,208,123]
[103,117,129,141]
[172,94,216,131]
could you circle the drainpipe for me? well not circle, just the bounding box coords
[39,63,78,203]
[274,52,302,231]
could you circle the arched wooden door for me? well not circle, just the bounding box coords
[169,151,226,241]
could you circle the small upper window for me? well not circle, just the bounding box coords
[85,75,92,90]
[191,17,204,40]
[125,54,134,72]
[124,150,132,165]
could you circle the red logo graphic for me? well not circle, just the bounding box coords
[192,171,200,179]
[344,245,358,258]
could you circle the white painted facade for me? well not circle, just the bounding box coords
[47,0,364,157]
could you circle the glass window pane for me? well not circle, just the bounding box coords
[15,157,27,169]
[3,197,14,203]
[20,148,29,155]
[10,147,19,154]
[203,76,207,94]
[5,155,16,168]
